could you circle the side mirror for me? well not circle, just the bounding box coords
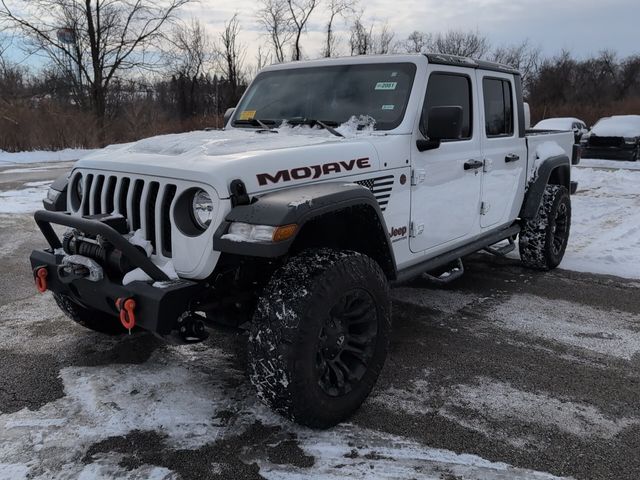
[223,107,236,127]
[417,106,463,152]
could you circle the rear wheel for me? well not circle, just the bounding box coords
[248,249,391,428]
[53,293,128,335]
[519,184,571,270]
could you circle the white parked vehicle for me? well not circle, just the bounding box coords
[533,117,588,143]
[32,54,578,428]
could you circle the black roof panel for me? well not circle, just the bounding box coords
[424,53,520,75]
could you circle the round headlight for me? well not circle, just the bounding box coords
[191,189,214,229]
[75,175,83,200]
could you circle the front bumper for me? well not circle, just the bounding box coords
[29,210,205,336]
[581,146,637,161]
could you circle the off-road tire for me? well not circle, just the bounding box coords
[248,249,391,428]
[53,293,128,335]
[519,184,571,270]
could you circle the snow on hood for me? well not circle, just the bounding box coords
[591,115,640,137]
[76,122,387,197]
[126,125,343,158]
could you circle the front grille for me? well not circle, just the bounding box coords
[589,136,624,148]
[356,175,395,211]
[76,173,178,258]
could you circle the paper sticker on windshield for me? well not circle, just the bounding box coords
[239,110,256,120]
[375,82,397,91]
[382,104,395,110]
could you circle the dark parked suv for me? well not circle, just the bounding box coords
[581,115,640,161]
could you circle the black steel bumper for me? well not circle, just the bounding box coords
[29,210,204,336]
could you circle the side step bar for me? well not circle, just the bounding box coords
[394,224,521,284]
[422,258,464,284]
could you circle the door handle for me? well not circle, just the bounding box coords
[505,153,520,163]
[464,159,484,170]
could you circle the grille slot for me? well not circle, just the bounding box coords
[78,174,179,258]
[356,175,395,211]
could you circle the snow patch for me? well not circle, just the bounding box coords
[488,293,640,360]
[0,149,96,165]
[122,258,179,286]
[535,141,566,160]
[0,181,52,214]
[128,229,153,257]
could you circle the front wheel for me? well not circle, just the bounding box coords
[53,293,128,335]
[248,249,391,428]
[519,184,571,270]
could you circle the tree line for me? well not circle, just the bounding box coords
[0,0,638,152]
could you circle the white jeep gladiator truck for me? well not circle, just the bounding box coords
[32,54,579,428]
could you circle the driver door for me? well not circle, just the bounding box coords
[409,70,483,253]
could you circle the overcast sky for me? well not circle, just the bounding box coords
[2,0,638,68]
[181,0,639,61]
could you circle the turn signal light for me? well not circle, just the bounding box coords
[273,224,298,242]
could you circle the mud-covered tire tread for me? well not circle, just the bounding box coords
[53,293,128,335]
[519,184,571,271]
[248,249,391,428]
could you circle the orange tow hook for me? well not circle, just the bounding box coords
[35,267,48,293]
[116,297,136,333]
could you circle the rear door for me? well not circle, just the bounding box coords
[477,73,527,229]
[409,69,483,253]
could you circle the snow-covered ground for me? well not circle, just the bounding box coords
[561,166,640,278]
[579,158,640,171]
[0,294,567,480]
[0,148,96,165]
[0,181,53,214]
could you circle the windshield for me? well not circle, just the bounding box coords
[232,63,417,131]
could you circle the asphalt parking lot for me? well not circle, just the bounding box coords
[0,165,639,480]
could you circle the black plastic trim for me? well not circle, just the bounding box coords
[213,183,396,267]
[520,155,571,219]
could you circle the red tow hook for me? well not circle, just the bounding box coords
[116,297,136,333]
[34,267,48,293]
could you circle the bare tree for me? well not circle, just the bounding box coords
[0,0,190,141]
[166,19,214,80]
[404,30,429,53]
[217,13,246,103]
[257,0,294,63]
[286,0,318,61]
[322,0,356,58]
[491,40,541,92]
[349,14,373,55]
[373,23,395,54]
[431,30,491,58]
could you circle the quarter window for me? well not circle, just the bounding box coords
[422,73,472,140]
[483,78,514,137]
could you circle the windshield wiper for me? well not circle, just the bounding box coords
[233,118,277,130]
[286,117,344,138]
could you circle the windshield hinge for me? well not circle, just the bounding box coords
[411,169,426,186]
[409,221,424,237]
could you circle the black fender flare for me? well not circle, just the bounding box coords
[213,182,397,274]
[520,154,571,219]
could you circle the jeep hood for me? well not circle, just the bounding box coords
[76,127,384,198]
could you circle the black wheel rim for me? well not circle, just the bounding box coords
[551,201,569,255]
[316,289,378,397]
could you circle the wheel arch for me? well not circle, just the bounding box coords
[520,154,571,219]
[213,182,397,280]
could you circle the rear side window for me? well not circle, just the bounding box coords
[422,73,472,139]
[483,78,514,137]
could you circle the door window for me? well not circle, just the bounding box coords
[421,73,472,140]
[483,78,513,137]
